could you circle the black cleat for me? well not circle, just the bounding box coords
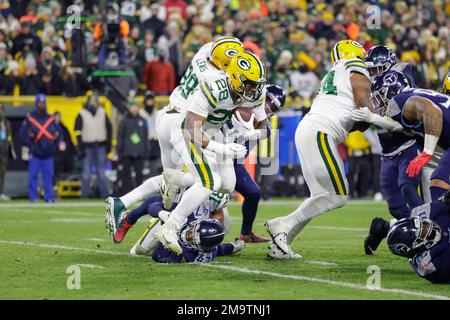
[364,217,390,255]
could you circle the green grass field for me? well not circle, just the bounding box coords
[0,199,448,300]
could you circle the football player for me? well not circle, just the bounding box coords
[372,191,450,284]
[225,84,286,243]
[364,46,423,224]
[365,72,450,254]
[157,51,270,254]
[264,40,403,258]
[105,36,244,233]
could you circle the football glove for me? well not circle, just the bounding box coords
[231,113,261,140]
[406,152,432,177]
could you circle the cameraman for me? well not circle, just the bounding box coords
[94,2,130,66]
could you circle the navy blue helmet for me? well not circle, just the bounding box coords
[371,70,410,116]
[387,217,441,258]
[365,45,398,78]
[179,219,225,252]
[265,84,286,116]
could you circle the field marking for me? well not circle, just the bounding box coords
[49,218,102,223]
[86,238,107,242]
[311,226,367,232]
[0,239,447,300]
[201,264,450,300]
[75,264,104,269]
[306,260,337,266]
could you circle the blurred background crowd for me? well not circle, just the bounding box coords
[0,0,448,201]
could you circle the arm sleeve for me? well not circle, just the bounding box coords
[105,115,112,148]
[74,114,83,146]
[216,243,235,256]
[19,118,32,147]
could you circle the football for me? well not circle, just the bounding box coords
[233,107,258,127]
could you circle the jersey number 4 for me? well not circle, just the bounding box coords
[320,70,337,96]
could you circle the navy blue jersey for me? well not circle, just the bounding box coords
[409,201,450,283]
[377,129,416,156]
[387,88,450,150]
[152,242,234,263]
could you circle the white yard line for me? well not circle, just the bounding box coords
[201,264,450,300]
[75,264,104,269]
[311,226,367,232]
[48,218,102,223]
[86,238,107,242]
[0,239,447,300]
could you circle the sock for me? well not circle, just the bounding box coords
[430,186,447,202]
[120,175,163,208]
[400,184,423,210]
[140,219,162,251]
[287,219,310,245]
[166,183,213,228]
[283,194,346,235]
[240,193,260,235]
[388,205,409,220]
[127,195,163,224]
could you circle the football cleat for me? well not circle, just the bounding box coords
[364,217,390,255]
[264,218,290,254]
[156,222,182,254]
[267,243,302,260]
[130,242,152,256]
[105,197,126,237]
[161,169,182,210]
[113,211,133,244]
[239,232,270,243]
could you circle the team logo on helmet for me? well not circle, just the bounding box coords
[351,40,363,48]
[225,49,238,58]
[393,243,410,255]
[383,72,398,85]
[237,58,251,70]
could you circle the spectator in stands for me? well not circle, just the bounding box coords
[19,94,61,203]
[38,46,63,95]
[0,104,14,200]
[20,55,43,95]
[289,60,319,107]
[159,20,184,81]
[75,94,112,198]
[142,3,166,41]
[165,0,187,21]
[53,111,75,181]
[139,91,162,176]
[117,99,148,194]
[143,47,175,95]
[136,30,159,67]
[12,20,41,56]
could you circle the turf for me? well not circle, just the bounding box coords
[0,199,448,300]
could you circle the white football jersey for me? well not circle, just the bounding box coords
[169,42,213,112]
[188,69,267,132]
[303,58,370,143]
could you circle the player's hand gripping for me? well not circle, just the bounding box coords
[231,113,261,140]
[406,152,432,177]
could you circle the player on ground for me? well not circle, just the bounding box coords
[105,37,244,235]
[378,191,450,284]
[128,192,244,263]
[157,51,269,254]
[264,40,403,258]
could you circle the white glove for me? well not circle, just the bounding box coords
[231,113,261,140]
[206,140,247,159]
[352,107,403,132]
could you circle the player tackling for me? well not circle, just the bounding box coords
[264,40,404,258]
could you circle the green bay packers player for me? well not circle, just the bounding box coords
[264,40,404,258]
[157,51,269,254]
[105,37,245,232]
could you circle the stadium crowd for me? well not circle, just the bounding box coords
[0,0,449,201]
